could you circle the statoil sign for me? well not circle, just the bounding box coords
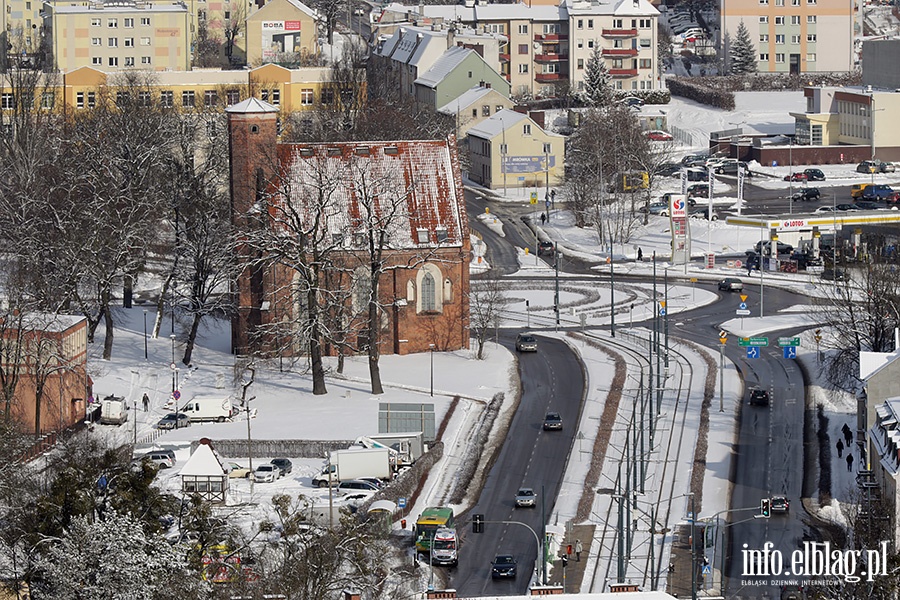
[781,219,808,230]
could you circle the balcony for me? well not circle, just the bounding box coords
[535,72,566,83]
[602,48,639,57]
[609,68,638,78]
[500,53,510,62]
[601,28,637,38]
[534,52,569,62]
[534,32,568,42]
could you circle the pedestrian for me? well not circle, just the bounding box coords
[846,452,854,472]
[842,423,853,446]
[142,393,149,412]
[637,247,643,262]
[836,438,844,458]
[575,539,583,562]
[540,212,546,225]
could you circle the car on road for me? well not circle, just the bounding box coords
[860,184,899,202]
[639,201,669,216]
[270,458,293,476]
[813,206,834,213]
[645,130,674,141]
[515,333,538,352]
[803,168,826,181]
[791,187,820,201]
[718,277,743,292]
[226,462,252,478]
[543,412,563,431]
[252,464,280,483]
[836,203,860,211]
[537,241,554,256]
[783,172,808,182]
[515,487,536,508]
[491,555,518,579]
[821,268,847,281]
[771,495,790,513]
[687,183,709,198]
[157,412,190,430]
[749,388,769,406]
[689,207,718,220]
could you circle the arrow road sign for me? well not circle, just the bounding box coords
[736,309,751,316]
[739,302,748,310]
[783,346,797,359]
[747,347,760,359]
[738,337,768,347]
[777,337,801,347]
[659,308,667,316]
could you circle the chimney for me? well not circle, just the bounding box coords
[342,591,361,600]
[529,110,545,129]
[485,82,491,89]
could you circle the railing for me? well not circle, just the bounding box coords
[535,72,565,82]
[609,68,639,77]
[602,28,638,37]
[534,53,569,62]
[602,48,639,57]
[533,33,568,42]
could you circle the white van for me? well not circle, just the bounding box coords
[179,396,234,423]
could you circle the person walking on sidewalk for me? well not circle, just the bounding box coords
[575,539,583,562]
[847,453,854,471]
[142,393,150,412]
[836,438,844,458]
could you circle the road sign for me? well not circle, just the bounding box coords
[777,337,801,347]
[783,346,797,359]
[659,308,667,316]
[736,309,751,316]
[173,390,181,400]
[530,191,538,204]
[739,302,748,310]
[740,295,748,302]
[545,199,551,208]
[738,337,768,347]
[747,347,760,359]
[398,497,407,509]
[702,564,711,576]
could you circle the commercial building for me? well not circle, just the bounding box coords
[244,0,317,66]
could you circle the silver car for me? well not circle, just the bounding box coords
[515,334,538,352]
[253,464,280,483]
[515,487,536,508]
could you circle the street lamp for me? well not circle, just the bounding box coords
[429,344,435,397]
[142,310,148,360]
[170,334,176,393]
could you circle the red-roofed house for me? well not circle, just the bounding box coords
[226,99,471,357]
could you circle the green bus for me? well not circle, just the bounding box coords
[414,507,455,552]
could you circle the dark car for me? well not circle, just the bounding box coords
[783,172,808,182]
[619,96,645,108]
[836,203,860,211]
[749,388,770,406]
[821,268,847,281]
[803,168,826,181]
[685,167,708,181]
[157,412,190,430]
[714,160,751,176]
[543,412,563,431]
[755,241,793,255]
[854,200,883,210]
[771,495,790,513]
[689,207,718,220]
[491,555,518,579]
[681,153,709,167]
[656,162,682,177]
[537,241,554,256]
[270,458,293,476]
[687,183,709,198]
[791,187,820,201]
[857,159,896,173]
[860,185,899,202]
[718,277,743,292]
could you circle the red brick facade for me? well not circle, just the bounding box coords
[226,99,471,357]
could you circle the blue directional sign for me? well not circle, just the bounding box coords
[659,308,667,316]
[739,302,748,310]
[747,347,760,359]
[783,346,797,359]
[702,564,711,576]
[398,497,407,509]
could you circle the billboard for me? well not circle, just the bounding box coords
[261,21,303,61]
[502,155,556,174]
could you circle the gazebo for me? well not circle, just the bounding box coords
[180,438,228,503]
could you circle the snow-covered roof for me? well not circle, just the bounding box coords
[860,347,900,381]
[14,312,86,333]
[180,441,227,477]
[565,0,659,16]
[225,97,279,114]
[418,2,565,21]
[414,46,475,89]
[467,108,530,139]
[276,138,467,249]
[375,26,448,70]
[438,85,497,115]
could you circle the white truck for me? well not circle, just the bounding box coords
[99,395,128,425]
[352,432,425,468]
[179,396,234,423]
[311,448,392,488]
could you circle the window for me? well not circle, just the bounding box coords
[261,89,268,102]
[806,53,816,61]
[107,18,117,27]
[87,92,95,108]
[543,63,559,74]
[124,37,133,47]
[108,38,117,47]
[775,0,783,5]
[759,0,768,4]
[759,52,769,61]
[613,39,624,48]
[587,40,594,48]
[807,15,816,23]
[41,92,53,109]
[639,18,651,28]
[577,18,583,29]
[791,35,800,44]
[518,43,528,54]
[577,58,584,69]
[640,37,651,47]
[775,34,785,44]
[300,88,313,105]
[124,57,134,66]
[774,16,784,25]
[226,89,240,105]
[271,89,280,105]
[204,90,218,106]
[416,228,429,244]
[91,18,101,26]
[807,0,816,3]
[482,104,490,116]
[639,58,651,68]
[160,90,173,107]
[421,272,436,312]
[760,34,769,42]
[523,124,531,135]
[518,24,528,34]
[467,71,472,78]
[124,18,133,27]
[807,33,816,42]
[92,57,102,65]
[138,91,150,106]
[108,57,118,66]
[791,15,800,24]
[588,19,593,28]
[91,37,101,46]
[1,94,13,109]
[775,53,785,63]
[76,92,84,108]
[224,11,230,19]
[471,108,477,118]
[542,143,551,154]
[182,90,195,107]
[140,17,151,26]
[759,16,768,23]
[499,143,507,155]
[141,56,151,64]
[613,18,623,28]
[518,64,528,73]
[542,23,558,34]
[141,37,151,45]
[116,91,129,106]
[792,0,800,4]
[577,40,583,48]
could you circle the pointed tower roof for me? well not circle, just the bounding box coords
[226,97,280,114]
[180,439,227,477]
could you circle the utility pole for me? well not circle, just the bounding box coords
[616,462,625,583]
[664,269,669,368]
[610,254,616,337]
[555,243,560,330]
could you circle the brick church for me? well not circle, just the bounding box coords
[226,98,471,357]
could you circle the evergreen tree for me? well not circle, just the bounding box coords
[730,21,758,74]
[583,45,612,107]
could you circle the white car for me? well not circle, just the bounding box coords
[253,464,280,483]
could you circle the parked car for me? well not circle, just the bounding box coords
[857,159,896,173]
[713,160,750,176]
[491,555,518,579]
[755,241,794,255]
[783,172,808,182]
[227,462,251,478]
[681,153,709,167]
[515,333,538,352]
[252,464,280,483]
[639,201,669,216]
[337,479,381,493]
[860,185,899,202]
[687,183,709,198]
[821,268,847,281]
[543,412,563,431]
[814,206,834,213]
[645,130,674,141]
[854,200,884,210]
[836,203,860,211]
[749,388,770,406]
[689,207,718,220]
[771,495,790,513]
[656,162,682,177]
[619,96,644,108]
[659,192,695,207]
[685,167,708,181]
[141,450,176,469]
[791,187,820,201]
[803,168,826,181]
[156,412,190,430]
[357,477,385,490]
[515,487,536,508]
[718,277,743,292]
[678,27,705,40]
[851,183,871,198]
[270,458,293,476]
[537,240,554,256]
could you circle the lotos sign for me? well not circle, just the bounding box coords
[781,219,807,229]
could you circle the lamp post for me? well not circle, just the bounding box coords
[788,135,793,215]
[142,310,148,360]
[429,344,435,397]
[170,334,176,394]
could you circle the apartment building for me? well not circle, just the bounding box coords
[244,0,317,66]
[390,0,659,99]
[720,0,852,74]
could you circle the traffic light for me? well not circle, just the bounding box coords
[472,514,484,533]
[761,498,771,518]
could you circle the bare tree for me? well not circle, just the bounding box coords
[469,278,507,360]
